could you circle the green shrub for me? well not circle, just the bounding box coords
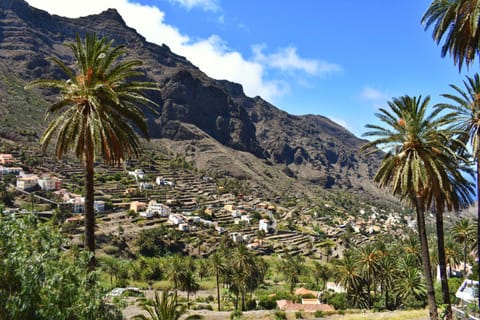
[314,310,324,318]
[257,296,278,310]
[273,310,287,320]
[230,310,243,320]
[326,292,347,310]
[295,310,304,318]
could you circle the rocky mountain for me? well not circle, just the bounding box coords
[0,0,382,196]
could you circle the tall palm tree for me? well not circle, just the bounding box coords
[436,73,480,303]
[334,252,363,306]
[452,217,477,275]
[422,0,480,71]
[26,33,158,270]
[353,244,380,309]
[362,95,465,319]
[209,252,226,311]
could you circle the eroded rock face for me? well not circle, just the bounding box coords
[0,0,380,190]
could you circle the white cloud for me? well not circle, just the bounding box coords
[360,86,389,102]
[168,0,219,12]
[252,45,342,76]
[24,0,340,102]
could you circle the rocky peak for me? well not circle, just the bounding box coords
[0,1,380,192]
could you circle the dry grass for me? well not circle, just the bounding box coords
[321,309,428,320]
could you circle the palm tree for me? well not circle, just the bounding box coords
[452,218,476,275]
[230,244,263,311]
[436,74,480,303]
[133,289,186,320]
[422,0,480,71]
[209,252,226,311]
[180,271,200,306]
[362,95,465,319]
[166,255,187,291]
[311,261,331,294]
[26,33,158,270]
[393,267,427,308]
[353,244,380,309]
[334,252,363,306]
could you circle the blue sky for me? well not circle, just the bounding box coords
[25,0,471,137]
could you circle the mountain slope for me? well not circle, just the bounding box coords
[0,0,381,196]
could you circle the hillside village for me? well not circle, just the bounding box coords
[0,150,412,260]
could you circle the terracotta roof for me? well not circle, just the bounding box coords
[295,287,320,297]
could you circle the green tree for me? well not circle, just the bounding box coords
[436,74,480,307]
[0,214,122,319]
[422,0,480,71]
[134,289,186,320]
[209,252,227,311]
[334,252,364,307]
[353,244,380,309]
[278,253,304,294]
[311,261,331,294]
[26,33,158,271]
[362,95,461,319]
[452,218,476,276]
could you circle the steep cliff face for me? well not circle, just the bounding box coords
[0,0,380,192]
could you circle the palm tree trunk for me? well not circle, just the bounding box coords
[216,272,221,311]
[415,196,438,320]
[477,157,480,309]
[463,241,468,277]
[435,207,452,320]
[84,144,96,272]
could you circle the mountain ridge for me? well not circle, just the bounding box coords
[0,0,382,196]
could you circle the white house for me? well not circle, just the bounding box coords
[259,219,275,234]
[231,210,242,218]
[230,232,243,243]
[16,174,38,191]
[178,223,189,232]
[169,214,184,225]
[140,211,154,219]
[94,200,105,213]
[241,214,252,224]
[69,197,105,214]
[38,175,60,191]
[139,182,154,191]
[215,226,226,234]
[156,177,174,186]
[147,201,171,217]
[128,169,145,180]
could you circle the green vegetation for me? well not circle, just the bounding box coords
[0,214,122,319]
[26,33,159,271]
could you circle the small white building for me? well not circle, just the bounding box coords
[16,174,38,191]
[156,177,174,186]
[178,223,189,232]
[69,197,105,214]
[259,219,275,234]
[241,214,252,224]
[140,211,154,219]
[128,169,145,180]
[38,175,60,191]
[139,182,154,191]
[94,200,105,213]
[231,210,242,218]
[230,232,243,243]
[169,214,184,225]
[147,201,171,217]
